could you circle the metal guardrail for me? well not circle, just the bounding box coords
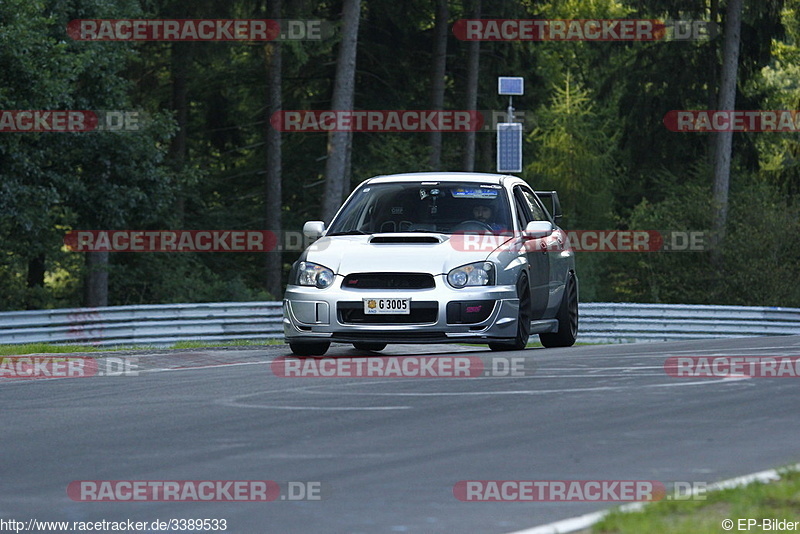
[578,302,800,343]
[0,302,284,346]
[0,301,798,347]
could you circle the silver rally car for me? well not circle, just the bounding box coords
[283,172,578,356]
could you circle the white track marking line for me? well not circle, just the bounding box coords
[290,376,747,398]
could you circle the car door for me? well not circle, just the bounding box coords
[525,187,568,316]
[512,186,549,320]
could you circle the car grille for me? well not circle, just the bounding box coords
[337,301,438,324]
[341,273,435,290]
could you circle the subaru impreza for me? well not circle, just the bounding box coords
[283,172,578,356]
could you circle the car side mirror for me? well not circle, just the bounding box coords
[303,221,326,239]
[523,220,553,239]
[535,190,562,225]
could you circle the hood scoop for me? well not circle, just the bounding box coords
[370,235,441,244]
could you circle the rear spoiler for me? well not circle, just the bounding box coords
[535,190,562,224]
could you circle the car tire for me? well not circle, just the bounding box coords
[353,342,387,351]
[289,341,331,356]
[488,274,532,351]
[539,272,578,348]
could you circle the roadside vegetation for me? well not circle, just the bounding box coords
[1,0,799,311]
[0,339,281,356]
[593,467,800,533]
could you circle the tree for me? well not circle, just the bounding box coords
[264,0,283,299]
[527,74,616,228]
[0,0,177,309]
[322,0,362,223]
[429,0,449,170]
[461,0,481,171]
[0,1,77,309]
[712,0,744,255]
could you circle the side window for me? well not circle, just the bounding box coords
[521,188,548,222]
[513,187,533,229]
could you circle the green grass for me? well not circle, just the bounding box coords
[0,339,283,356]
[591,468,800,533]
[0,343,108,356]
[168,339,283,349]
[2,338,594,356]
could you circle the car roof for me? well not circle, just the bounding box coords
[364,172,522,186]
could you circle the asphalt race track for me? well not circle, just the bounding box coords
[2,336,800,533]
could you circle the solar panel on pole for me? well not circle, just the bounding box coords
[498,77,524,96]
[497,123,523,173]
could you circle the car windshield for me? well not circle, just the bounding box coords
[327,182,512,235]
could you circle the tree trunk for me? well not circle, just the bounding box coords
[479,120,493,172]
[461,0,481,171]
[322,0,362,223]
[265,0,283,299]
[429,0,449,170]
[83,250,109,307]
[344,130,353,190]
[170,42,191,226]
[707,0,720,165]
[25,254,45,310]
[711,0,743,256]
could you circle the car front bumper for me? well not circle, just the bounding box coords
[283,276,526,344]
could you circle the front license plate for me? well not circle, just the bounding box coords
[363,298,411,315]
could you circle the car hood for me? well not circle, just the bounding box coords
[302,233,511,275]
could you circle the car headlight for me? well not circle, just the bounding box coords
[295,261,335,288]
[447,261,494,288]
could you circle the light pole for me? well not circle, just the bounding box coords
[496,76,524,174]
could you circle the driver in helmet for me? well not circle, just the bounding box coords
[471,201,506,233]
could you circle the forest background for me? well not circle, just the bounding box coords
[1,0,798,311]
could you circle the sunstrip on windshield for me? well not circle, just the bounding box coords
[451,188,499,198]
